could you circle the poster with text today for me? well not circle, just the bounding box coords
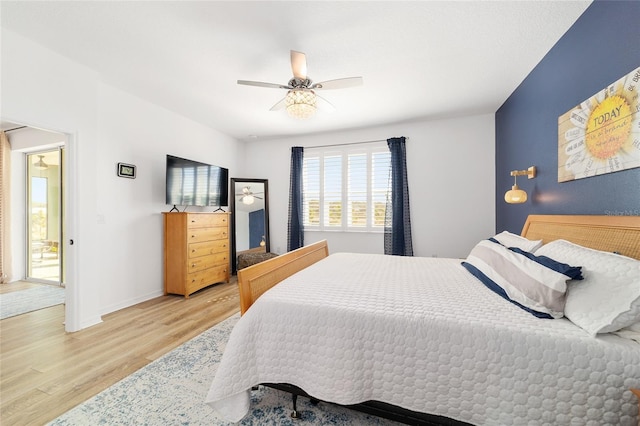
[558,66,640,182]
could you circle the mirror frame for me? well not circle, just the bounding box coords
[230,178,270,274]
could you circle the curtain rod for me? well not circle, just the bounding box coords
[305,137,407,149]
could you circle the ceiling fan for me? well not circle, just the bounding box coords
[237,50,363,119]
[236,186,263,205]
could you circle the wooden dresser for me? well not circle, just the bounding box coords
[163,212,230,298]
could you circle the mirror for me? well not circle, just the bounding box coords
[230,178,270,274]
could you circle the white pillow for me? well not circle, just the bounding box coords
[535,239,640,336]
[492,231,543,252]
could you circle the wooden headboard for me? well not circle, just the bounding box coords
[521,215,640,260]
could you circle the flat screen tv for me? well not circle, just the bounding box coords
[166,155,229,208]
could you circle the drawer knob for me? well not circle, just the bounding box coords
[191,264,196,267]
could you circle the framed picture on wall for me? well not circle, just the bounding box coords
[117,162,136,179]
[557,66,640,182]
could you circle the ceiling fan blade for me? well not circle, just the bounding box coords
[311,77,363,90]
[269,97,287,111]
[316,94,336,113]
[238,80,291,89]
[290,50,307,80]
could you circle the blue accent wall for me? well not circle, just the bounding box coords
[495,0,640,233]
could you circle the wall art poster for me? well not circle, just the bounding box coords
[558,66,640,182]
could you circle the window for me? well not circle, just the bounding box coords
[303,142,391,232]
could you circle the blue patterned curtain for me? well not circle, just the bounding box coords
[287,146,304,251]
[384,137,413,256]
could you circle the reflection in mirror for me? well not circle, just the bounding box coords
[230,178,270,274]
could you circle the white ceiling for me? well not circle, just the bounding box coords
[1,1,591,142]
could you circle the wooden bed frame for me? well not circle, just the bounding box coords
[521,214,640,260]
[234,215,640,425]
[237,239,329,315]
[238,215,640,315]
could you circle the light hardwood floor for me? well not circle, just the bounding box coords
[0,279,240,426]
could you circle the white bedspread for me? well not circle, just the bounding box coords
[206,253,640,425]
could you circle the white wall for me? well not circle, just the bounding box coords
[2,29,242,330]
[3,29,101,330]
[235,211,250,252]
[94,84,239,315]
[244,114,496,258]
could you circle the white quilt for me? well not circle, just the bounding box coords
[206,253,640,425]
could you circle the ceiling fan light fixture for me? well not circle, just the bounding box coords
[285,89,316,119]
[242,194,255,205]
[34,155,48,170]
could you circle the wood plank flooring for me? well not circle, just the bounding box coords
[0,279,240,426]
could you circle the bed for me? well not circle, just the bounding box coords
[206,215,640,425]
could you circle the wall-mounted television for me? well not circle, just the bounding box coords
[165,155,229,207]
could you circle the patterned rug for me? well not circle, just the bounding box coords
[0,285,65,320]
[49,313,399,425]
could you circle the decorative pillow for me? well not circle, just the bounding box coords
[492,231,543,252]
[462,239,582,319]
[535,239,640,336]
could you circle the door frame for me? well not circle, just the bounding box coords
[4,118,79,332]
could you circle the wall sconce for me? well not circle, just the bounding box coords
[504,166,536,204]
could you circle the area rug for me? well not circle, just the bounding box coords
[49,313,399,425]
[0,285,65,320]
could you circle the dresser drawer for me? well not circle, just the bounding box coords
[210,251,229,266]
[187,214,229,229]
[187,227,228,243]
[187,251,229,273]
[186,265,229,294]
[188,240,229,259]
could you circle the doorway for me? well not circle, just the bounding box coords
[26,149,64,285]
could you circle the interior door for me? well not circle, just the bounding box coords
[26,148,63,284]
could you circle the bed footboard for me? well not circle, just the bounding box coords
[237,240,329,315]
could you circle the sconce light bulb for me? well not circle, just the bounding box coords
[505,184,527,204]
